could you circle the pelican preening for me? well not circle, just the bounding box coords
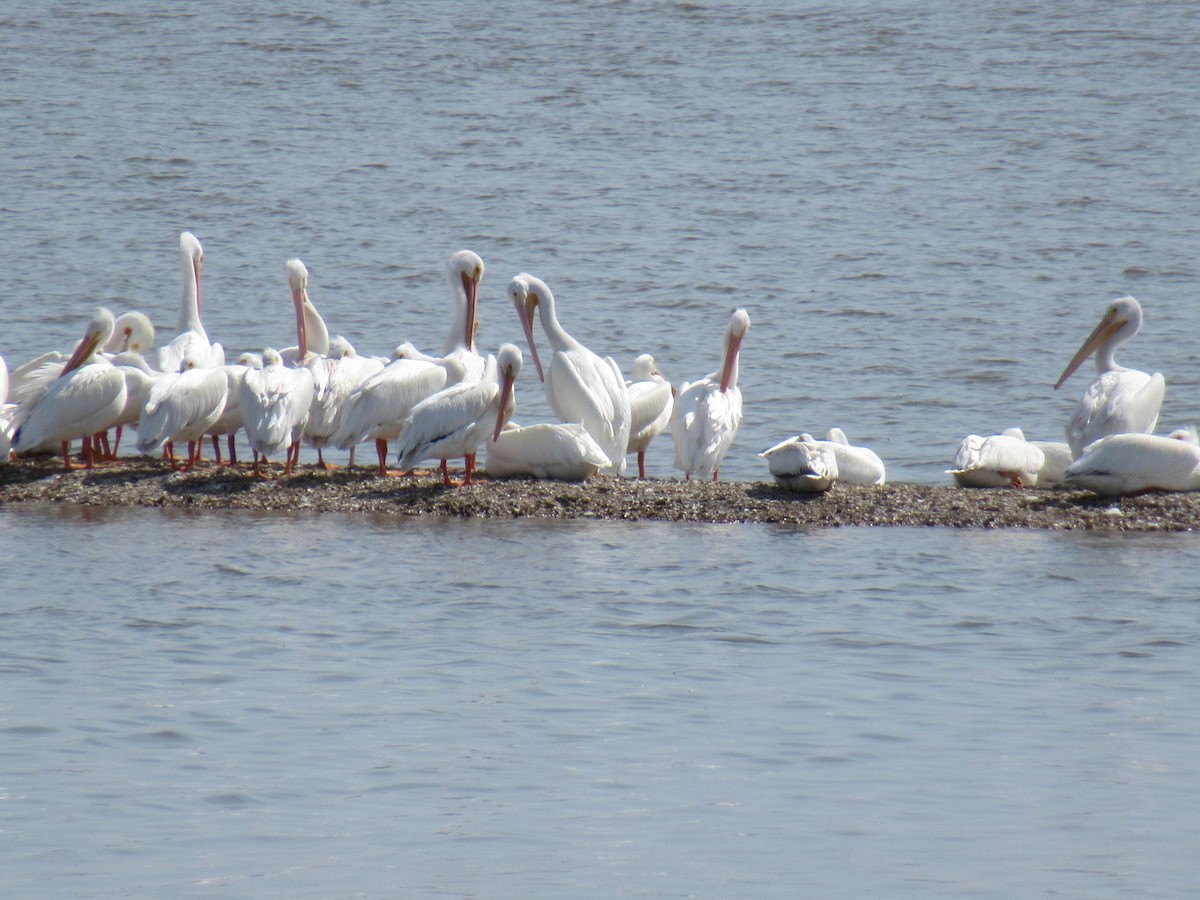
[948,428,1046,488]
[238,348,314,478]
[149,232,224,374]
[509,274,631,476]
[626,354,673,479]
[1055,295,1164,458]
[671,308,749,482]
[761,434,839,492]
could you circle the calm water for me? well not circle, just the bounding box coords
[3,1,1200,895]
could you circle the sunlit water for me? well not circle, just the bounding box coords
[3,1,1200,895]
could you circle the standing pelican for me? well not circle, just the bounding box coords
[947,427,1046,488]
[671,308,750,481]
[626,354,673,479]
[280,258,330,364]
[304,337,384,468]
[1064,429,1200,495]
[150,232,224,372]
[1055,295,1164,457]
[760,434,839,492]
[12,309,127,469]
[395,344,522,485]
[135,356,228,469]
[238,348,315,477]
[509,274,631,476]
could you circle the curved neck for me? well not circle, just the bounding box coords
[177,252,206,339]
[535,289,579,353]
[303,299,329,357]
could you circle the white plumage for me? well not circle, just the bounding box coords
[1065,430,1200,496]
[304,337,383,467]
[672,308,750,482]
[135,356,228,468]
[510,274,631,476]
[149,232,224,373]
[625,353,673,479]
[1055,295,1164,458]
[948,427,1046,488]
[760,433,839,492]
[486,422,611,482]
[238,348,315,476]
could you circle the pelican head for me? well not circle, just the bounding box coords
[508,273,548,382]
[719,308,751,393]
[105,311,155,355]
[493,343,523,441]
[261,348,283,368]
[328,335,356,359]
[631,353,662,381]
[1055,295,1144,388]
[286,258,310,357]
[61,307,117,376]
[447,250,484,352]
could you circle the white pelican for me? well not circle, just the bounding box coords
[1030,440,1074,485]
[304,336,384,468]
[1065,430,1200,495]
[280,258,331,364]
[819,428,887,485]
[443,250,486,383]
[238,348,315,477]
[671,308,750,481]
[1055,295,1164,457]
[149,232,224,373]
[760,434,839,492]
[135,355,228,469]
[332,352,463,475]
[486,422,611,482]
[509,274,631,476]
[103,311,155,356]
[395,344,522,485]
[948,427,1046,488]
[12,308,127,469]
[626,354,673,479]
[103,352,159,458]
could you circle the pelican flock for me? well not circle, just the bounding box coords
[1,236,1191,500]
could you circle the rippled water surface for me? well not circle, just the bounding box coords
[3,1,1200,895]
[3,508,1200,896]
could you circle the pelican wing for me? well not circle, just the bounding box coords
[1066,433,1200,496]
[1067,369,1164,456]
[627,376,673,452]
[671,379,743,479]
[332,360,446,449]
[486,422,610,481]
[13,364,127,452]
[136,368,227,450]
[395,379,498,470]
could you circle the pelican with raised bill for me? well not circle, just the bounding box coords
[509,274,631,476]
[394,344,523,486]
[1064,428,1200,496]
[1055,295,1164,458]
[760,433,839,492]
[948,427,1045,488]
[671,308,750,482]
[11,308,128,469]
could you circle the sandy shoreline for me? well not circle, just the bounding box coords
[1,456,1198,531]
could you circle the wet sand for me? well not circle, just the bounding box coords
[1,456,1198,531]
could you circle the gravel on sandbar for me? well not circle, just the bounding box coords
[2,456,1197,531]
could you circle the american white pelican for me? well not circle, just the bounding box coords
[135,356,228,469]
[149,232,224,373]
[104,311,155,356]
[820,428,886,485]
[486,422,611,482]
[12,308,128,469]
[304,336,383,468]
[1064,430,1200,495]
[1030,440,1074,485]
[443,250,486,383]
[760,433,839,492]
[509,274,631,476]
[102,352,159,458]
[238,348,315,477]
[626,354,673,479]
[205,357,257,465]
[280,258,331,364]
[332,352,463,475]
[1055,295,1164,457]
[671,308,750,481]
[948,427,1046,488]
[395,344,522,485]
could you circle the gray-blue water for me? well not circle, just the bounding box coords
[3,2,1200,895]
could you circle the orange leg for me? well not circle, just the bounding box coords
[375,438,389,476]
[637,451,647,480]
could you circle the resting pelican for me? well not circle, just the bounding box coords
[135,356,228,469]
[486,422,611,482]
[1064,429,1200,495]
[671,308,750,481]
[948,427,1046,487]
[304,336,383,468]
[395,344,522,485]
[280,258,331,364]
[1030,440,1073,485]
[150,232,224,373]
[238,348,315,477]
[760,434,839,492]
[509,274,631,475]
[1055,295,1164,457]
[206,357,257,465]
[443,250,486,383]
[12,308,128,469]
[102,353,159,458]
[626,354,673,479]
